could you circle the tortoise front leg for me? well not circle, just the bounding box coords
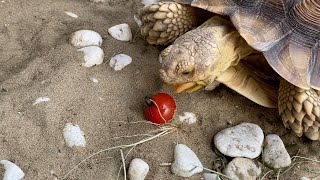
[138,2,210,45]
[279,79,320,140]
[216,62,278,108]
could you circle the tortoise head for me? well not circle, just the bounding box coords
[158,28,222,93]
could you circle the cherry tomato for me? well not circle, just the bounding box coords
[145,92,177,125]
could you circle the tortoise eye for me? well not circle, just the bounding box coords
[182,71,191,75]
[176,61,195,76]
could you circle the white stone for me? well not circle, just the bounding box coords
[223,158,261,180]
[109,54,132,71]
[33,96,50,105]
[128,158,149,180]
[90,77,98,83]
[141,0,158,5]
[171,144,203,177]
[108,24,132,41]
[78,46,104,67]
[300,177,311,180]
[90,0,106,2]
[70,30,102,48]
[262,134,291,169]
[65,11,78,18]
[63,123,86,147]
[0,160,25,180]
[179,112,197,124]
[203,173,221,180]
[214,123,264,158]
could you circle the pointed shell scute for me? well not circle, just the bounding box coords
[166,12,174,18]
[303,100,313,115]
[289,122,303,135]
[154,12,168,19]
[294,92,309,104]
[292,100,303,113]
[153,21,167,31]
[303,117,314,127]
[163,18,172,24]
[313,106,320,117]
[286,102,292,111]
[304,128,319,140]
[160,32,169,38]
[168,3,178,12]
[292,110,305,122]
[159,4,170,12]
[284,109,295,123]
[149,5,160,12]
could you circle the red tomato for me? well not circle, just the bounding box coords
[145,92,177,125]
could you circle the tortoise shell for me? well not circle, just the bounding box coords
[175,0,320,90]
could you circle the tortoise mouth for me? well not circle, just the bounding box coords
[172,82,206,93]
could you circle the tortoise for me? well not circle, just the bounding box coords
[138,0,320,140]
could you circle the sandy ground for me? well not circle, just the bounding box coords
[0,0,319,179]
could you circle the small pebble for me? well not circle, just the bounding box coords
[70,30,102,48]
[300,177,311,180]
[63,123,86,147]
[128,158,149,180]
[109,54,132,71]
[214,123,264,158]
[90,77,98,83]
[108,24,132,41]
[65,11,78,18]
[203,173,221,180]
[78,46,104,67]
[262,134,291,168]
[171,144,203,177]
[33,96,50,106]
[90,0,106,2]
[179,112,197,124]
[223,158,261,180]
[141,0,158,5]
[0,160,25,180]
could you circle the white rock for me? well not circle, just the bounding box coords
[90,77,98,83]
[78,46,104,67]
[141,0,158,5]
[300,177,311,180]
[262,134,291,169]
[179,112,197,124]
[171,144,203,177]
[214,123,264,159]
[63,123,86,147]
[203,173,221,180]
[65,11,78,18]
[0,160,25,180]
[90,0,106,2]
[70,30,102,48]
[109,54,132,71]
[33,96,50,105]
[108,24,132,41]
[128,158,149,180]
[223,158,261,180]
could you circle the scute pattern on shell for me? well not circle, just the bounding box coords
[177,0,320,90]
[279,79,320,140]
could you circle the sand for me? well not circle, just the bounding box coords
[0,0,319,179]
